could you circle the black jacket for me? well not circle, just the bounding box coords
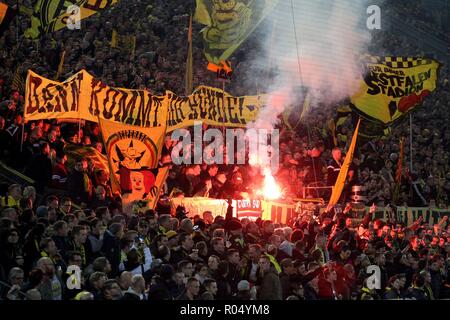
[101,230,121,277]
[26,153,52,191]
[148,278,174,300]
[67,170,92,204]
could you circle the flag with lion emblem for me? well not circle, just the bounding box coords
[194,0,278,64]
[99,118,168,210]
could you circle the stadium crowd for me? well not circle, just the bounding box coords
[0,0,449,300]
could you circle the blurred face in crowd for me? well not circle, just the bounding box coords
[332,148,342,161]
[7,230,19,244]
[213,239,225,253]
[45,240,58,256]
[208,256,219,271]
[69,254,83,268]
[95,186,106,200]
[182,235,194,251]
[61,200,72,213]
[173,272,185,286]
[104,283,122,300]
[92,220,106,236]
[75,228,88,244]
[10,186,22,200]
[263,222,274,235]
[187,280,200,297]
[228,251,240,265]
[75,160,88,172]
[258,257,271,273]
[182,263,193,277]
[206,281,218,295]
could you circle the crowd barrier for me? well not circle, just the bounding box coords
[170,197,450,226]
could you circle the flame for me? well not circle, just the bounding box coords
[262,168,281,200]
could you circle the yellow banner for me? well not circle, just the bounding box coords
[351,56,440,126]
[166,86,267,132]
[99,118,168,211]
[25,69,87,121]
[24,70,266,130]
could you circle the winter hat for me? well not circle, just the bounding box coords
[237,280,250,291]
[36,206,48,218]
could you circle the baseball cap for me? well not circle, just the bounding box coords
[165,230,178,240]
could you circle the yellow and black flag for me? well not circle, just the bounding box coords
[25,0,119,39]
[194,0,278,65]
[351,55,440,138]
[0,2,16,37]
[99,118,168,211]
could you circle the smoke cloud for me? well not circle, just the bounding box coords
[249,0,372,130]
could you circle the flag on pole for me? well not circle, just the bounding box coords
[392,137,405,203]
[327,118,361,210]
[185,15,193,96]
[55,50,65,80]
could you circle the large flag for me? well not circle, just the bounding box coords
[99,118,168,210]
[185,15,194,95]
[327,118,361,210]
[0,2,16,37]
[25,0,119,39]
[194,0,278,64]
[64,144,109,176]
[351,55,440,137]
[392,137,405,203]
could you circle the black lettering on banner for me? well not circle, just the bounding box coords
[89,78,105,117]
[139,92,153,127]
[188,91,200,121]
[112,89,128,122]
[26,75,43,114]
[41,86,55,113]
[102,88,117,120]
[54,85,69,112]
[122,91,139,125]
[152,96,163,127]
[116,90,134,123]
[70,72,83,112]
[227,97,239,124]
[167,93,186,127]
[204,88,216,122]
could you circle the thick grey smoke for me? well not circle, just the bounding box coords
[250,0,372,130]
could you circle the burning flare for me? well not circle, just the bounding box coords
[262,168,281,200]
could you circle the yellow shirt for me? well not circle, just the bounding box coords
[1,196,19,207]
